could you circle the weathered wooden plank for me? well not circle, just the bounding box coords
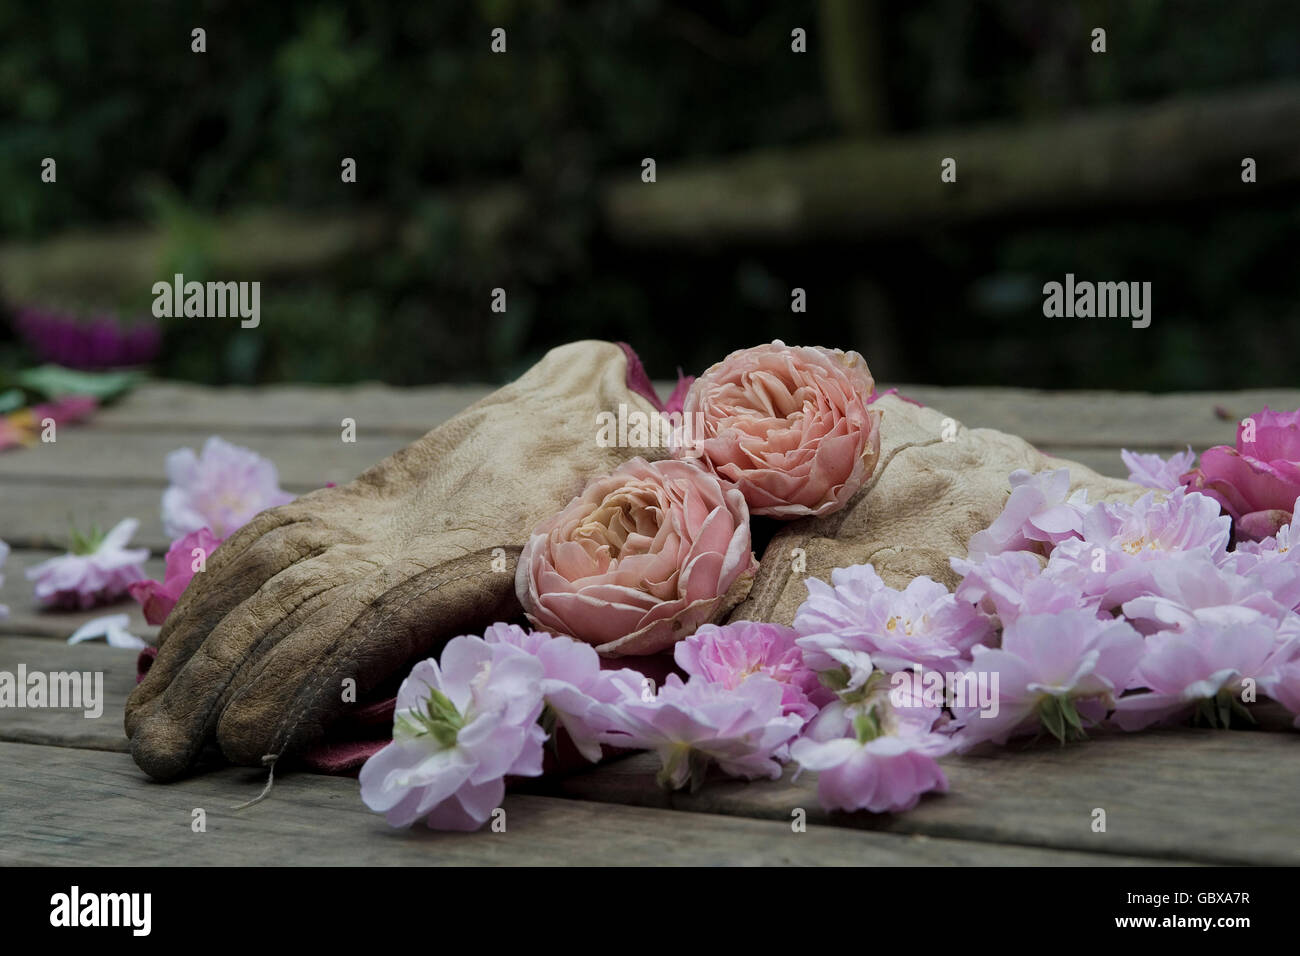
[0,429,410,490]
[0,481,169,551]
[0,636,136,751]
[0,742,1162,866]
[536,730,1299,866]
[91,381,492,434]
[0,551,161,640]
[897,386,1300,449]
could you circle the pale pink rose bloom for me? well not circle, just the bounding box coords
[517,456,756,656]
[675,341,882,518]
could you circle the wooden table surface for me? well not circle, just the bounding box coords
[3,381,1299,866]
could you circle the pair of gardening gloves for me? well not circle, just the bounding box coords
[125,340,1140,780]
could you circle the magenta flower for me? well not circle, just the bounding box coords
[952,610,1144,748]
[1122,447,1196,492]
[13,305,161,369]
[967,468,1090,559]
[30,394,99,426]
[790,685,951,815]
[952,550,1097,628]
[1181,406,1300,541]
[25,518,149,609]
[674,620,830,722]
[162,436,295,540]
[1114,620,1295,731]
[599,673,804,791]
[481,622,646,762]
[359,635,547,831]
[128,527,224,626]
[794,563,992,674]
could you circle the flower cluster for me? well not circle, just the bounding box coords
[516,341,883,656]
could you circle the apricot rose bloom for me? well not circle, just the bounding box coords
[676,342,882,518]
[516,457,756,656]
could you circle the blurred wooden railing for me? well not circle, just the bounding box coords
[4,83,1300,302]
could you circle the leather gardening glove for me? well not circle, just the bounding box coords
[731,394,1148,625]
[126,341,661,781]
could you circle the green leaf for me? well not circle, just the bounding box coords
[16,365,144,402]
[0,388,25,414]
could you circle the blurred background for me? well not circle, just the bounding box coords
[1,0,1298,390]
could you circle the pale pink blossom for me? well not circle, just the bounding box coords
[675,341,882,518]
[1120,553,1299,635]
[794,563,991,674]
[1044,488,1231,608]
[517,456,755,656]
[1122,447,1196,492]
[952,550,1097,628]
[26,518,148,609]
[360,635,546,831]
[128,527,223,625]
[481,622,645,762]
[952,610,1144,748]
[967,468,1090,559]
[791,681,950,815]
[1114,620,1296,730]
[599,673,804,790]
[162,436,294,540]
[67,613,148,651]
[674,620,830,722]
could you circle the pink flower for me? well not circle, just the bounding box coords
[481,622,646,762]
[1122,447,1196,492]
[952,610,1144,747]
[25,518,149,609]
[128,527,223,626]
[952,550,1097,627]
[794,563,992,674]
[967,468,1090,559]
[674,341,882,518]
[30,394,99,426]
[599,673,804,790]
[1181,406,1300,541]
[0,538,9,618]
[791,686,950,815]
[516,456,756,656]
[359,635,547,831]
[1114,620,1296,730]
[674,620,830,722]
[1044,488,1231,608]
[162,436,294,540]
[1120,553,1299,635]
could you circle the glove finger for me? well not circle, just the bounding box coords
[126,519,331,734]
[217,549,516,767]
[128,549,357,780]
